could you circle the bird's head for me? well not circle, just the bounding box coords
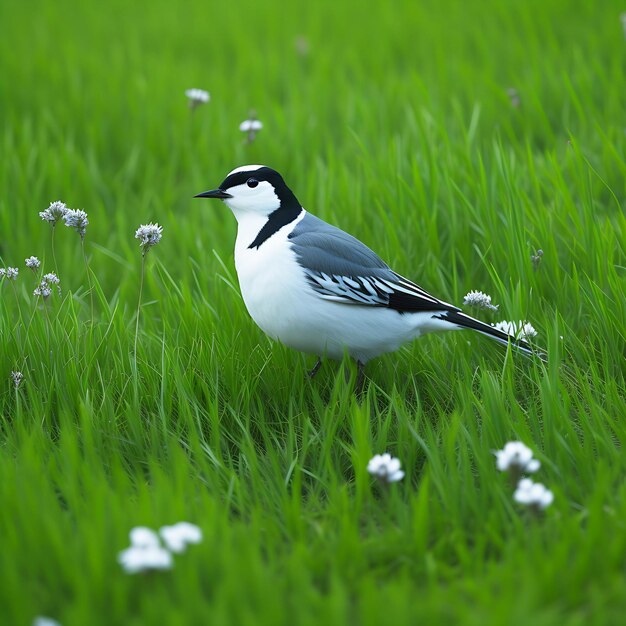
[194,165,300,217]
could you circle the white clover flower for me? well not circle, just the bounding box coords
[129,526,161,548]
[367,453,405,484]
[492,320,538,340]
[239,119,263,132]
[185,88,210,108]
[463,290,499,311]
[494,441,541,474]
[240,116,263,143]
[39,201,68,225]
[33,617,62,626]
[118,544,173,574]
[159,522,203,553]
[25,256,41,270]
[63,209,89,239]
[135,223,163,255]
[513,478,554,510]
[11,371,24,388]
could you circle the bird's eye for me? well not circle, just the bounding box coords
[246,178,259,188]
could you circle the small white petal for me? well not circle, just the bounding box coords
[129,526,160,548]
[388,470,405,482]
[159,522,203,553]
[526,459,541,473]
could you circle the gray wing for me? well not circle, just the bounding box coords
[288,213,460,313]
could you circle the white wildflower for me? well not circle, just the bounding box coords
[239,119,263,132]
[0,269,4,278]
[2,267,19,280]
[463,290,498,311]
[492,320,538,340]
[367,453,405,484]
[295,35,310,56]
[135,223,163,255]
[63,209,89,239]
[159,522,203,553]
[507,87,521,108]
[11,371,24,388]
[118,544,173,574]
[43,272,60,285]
[240,116,263,143]
[34,273,60,299]
[34,284,52,299]
[25,256,41,270]
[33,617,62,626]
[39,201,68,225]
[513,478,554,510]
[494,441,540,474]
[531,248,543,270]
[185,88,210,108]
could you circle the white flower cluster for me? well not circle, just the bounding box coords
[39,201,68,225]
[25,256,41,270]
[185,88,210,107]
[135,223,163,255]
[491,320,537,340]
[367,453,405,484]
[463,290,499,311]
[495,441,554,512]
[11,371,24,388]
[118,522,202,574]
[0,267,18,280]
[495,441,540,474]
[514,478,554,510]
[63,208,89,238]
[34,272,61,299]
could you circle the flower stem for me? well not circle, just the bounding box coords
[51,225,59,276]
[81,238,94,325]
[134,253,146,365]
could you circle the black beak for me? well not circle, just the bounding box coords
[194,188,233,199]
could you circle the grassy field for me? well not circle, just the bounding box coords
[1,0,625,623]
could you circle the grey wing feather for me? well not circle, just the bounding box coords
[288,213,459,313]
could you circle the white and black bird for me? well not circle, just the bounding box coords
[195,165,536,383]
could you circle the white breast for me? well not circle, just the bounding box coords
[233,211,309,342]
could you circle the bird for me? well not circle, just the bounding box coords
[195,165,537,386]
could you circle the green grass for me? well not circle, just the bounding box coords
[1,0,625,623]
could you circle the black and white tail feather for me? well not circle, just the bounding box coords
[304,269,537,357]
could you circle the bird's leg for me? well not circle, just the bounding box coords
[307,358,322,379]
[344,360,366,393]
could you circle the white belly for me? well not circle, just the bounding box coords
[233,222,449,363]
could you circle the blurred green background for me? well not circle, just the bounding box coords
[1,0,625,624]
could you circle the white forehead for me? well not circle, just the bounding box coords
[227,164,266,176]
